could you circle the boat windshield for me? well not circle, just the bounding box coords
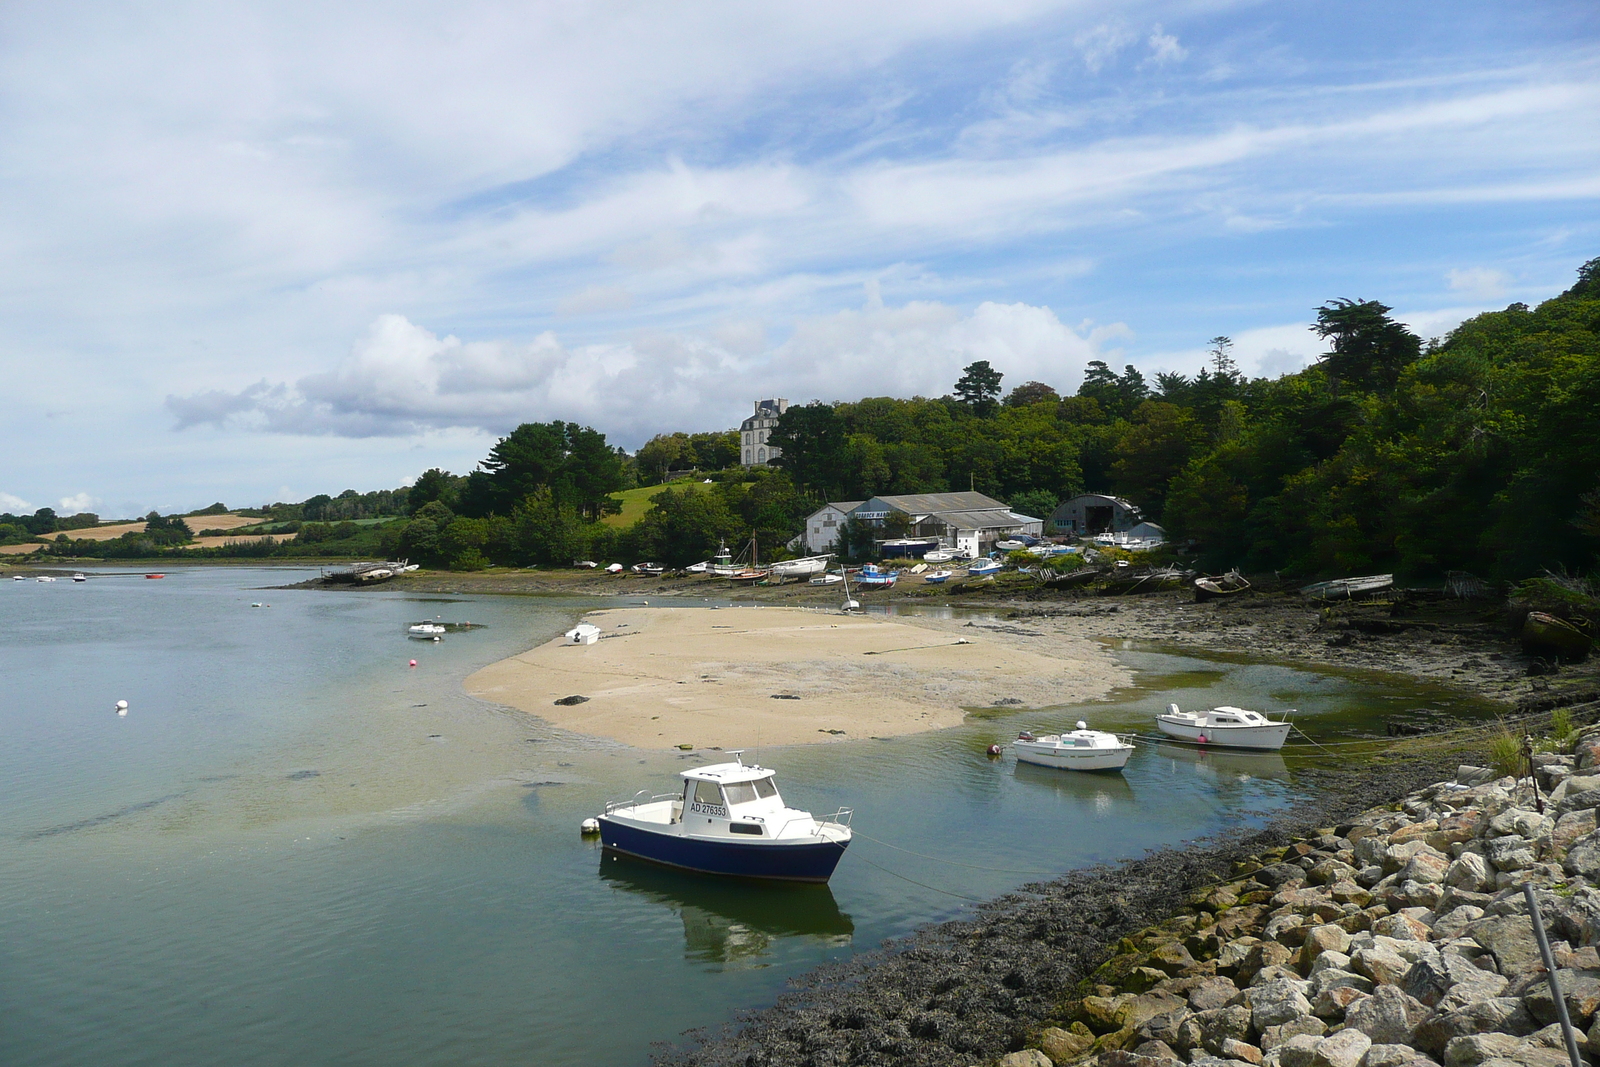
[723,776,779,805]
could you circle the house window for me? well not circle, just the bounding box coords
[757,447,766,462]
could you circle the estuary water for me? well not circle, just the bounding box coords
[0,567,1497,1066]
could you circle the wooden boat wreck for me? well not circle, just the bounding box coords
[1194,570,1251,602]
[1522,611,1593,662]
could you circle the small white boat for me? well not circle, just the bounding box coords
[408,622,447,638]
[967,559,1001,577]
[605,563,624,573]
[631,562,664,575]
[596,752,852,882]
[1155,704,1293,750]
[574,560,598,569]
[995,539,1027,551]
[11,575,23,581]
[1012,722,1134,772]
[1299,574,1394,600]
[922,549,954,564]
[808,573,843,585]
[36,576,57,582]
[771,555,832,580]
[72,573,87,582]
[923,569,952,584]
[565,622,602,645]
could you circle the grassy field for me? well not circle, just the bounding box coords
[601,483,680,528]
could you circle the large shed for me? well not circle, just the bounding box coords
[1047,494,1143,537]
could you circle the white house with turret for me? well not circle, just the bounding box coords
[740,399,788,466]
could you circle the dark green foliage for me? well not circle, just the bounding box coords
[954,360,1004,416]
[635,431,740,483]
[406,469,459,513]
[624,485,744,567]
[1077,361,1150,419]
[1312,299,1422,395]
[465,421,625,520]
[1008,489,1060,523]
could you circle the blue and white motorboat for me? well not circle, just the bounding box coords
[596,754,853,883]
[922,569,953,584]
[967,558,1002,577]
[854,564,899,588]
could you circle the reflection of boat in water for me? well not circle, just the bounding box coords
[598,856,853,964]
[1152,739,1290,781]
[1012,758,1136,807]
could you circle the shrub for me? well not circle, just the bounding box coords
[1487,722,1525,779]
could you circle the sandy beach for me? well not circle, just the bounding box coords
[464,606,1127,749]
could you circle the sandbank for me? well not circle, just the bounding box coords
[464,606,1127,749]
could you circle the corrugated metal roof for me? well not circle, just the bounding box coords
[935,509,1038,530]
[856,491,1009,514]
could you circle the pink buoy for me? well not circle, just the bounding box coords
[987,744,1002,757]
[409,659,417,668]
[1197,734,1207,744]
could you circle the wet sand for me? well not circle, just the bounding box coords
[464,606,1127,749]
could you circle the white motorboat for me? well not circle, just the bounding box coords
[595,752,852,882]
[995,539,1027,551]
[72,573,87,582]
[36,576,57,582]
[408,622,447,638]
[1012,722,1134,772]
[1155,703,1293,750]
[771,555,831,580]
[922,549,954,564]
[808,573,843,585]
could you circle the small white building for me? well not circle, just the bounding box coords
[797,500,865,553]
[740,399,789,466]
[1047,494,1144,537]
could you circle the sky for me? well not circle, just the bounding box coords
[2,1,1597,517]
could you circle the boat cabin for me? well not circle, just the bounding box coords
[1205,706,1270,725]
[677,758,789,838]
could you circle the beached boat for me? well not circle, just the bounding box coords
[808,573,843,585]
[574,560,598,569]
[923,569,952,584]
[1299,574,1394,600]
[1103,564,1192,595]
[1194,570,1250,602]
[631,562,665,575]
[596,754,852,883]
[995,539,1028,552]
[408,622,446,638]
[1043,565,1098,589]
[1522,611,1593,661]
[1012,722,1134,772]
[854,564,898,588]
[1155,703,1293,750]
[770,555,831,580]
[967,558,1002,577]
[922,549,954,564]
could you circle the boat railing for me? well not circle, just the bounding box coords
[603,790,680,815]
[769,807,853,839]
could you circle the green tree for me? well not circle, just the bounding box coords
[408,468,459,513]
[1004,381,1059,407]
[1312,299,1422,395]
[769,402,850,498]
[954,360,1004,416]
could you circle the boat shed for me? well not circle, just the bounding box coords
[1047,494,1144,537]
[796,500,865,553]
[850,492,1042,559]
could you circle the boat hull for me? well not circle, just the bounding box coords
[1012,741,1132,772]
[1155,717,1291,751]
[598,818,849,883]
[1523,612,1592,661]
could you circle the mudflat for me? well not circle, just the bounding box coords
[464,606,1126,749]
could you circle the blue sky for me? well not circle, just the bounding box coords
[2,0,1596,517]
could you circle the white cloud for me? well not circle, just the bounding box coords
[1075,23,1139,74]
[58,492,98,513]
[1,492,33,512]
[1446,267,1510,300]
[555,285,634,315]
[1145,24,1186,66]
[167,300,1121,446]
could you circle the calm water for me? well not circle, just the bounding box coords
[0,567,1498,1066]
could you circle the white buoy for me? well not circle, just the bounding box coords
[580,817,600,835]
[115,700,128,716]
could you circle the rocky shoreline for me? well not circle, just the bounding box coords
[655,705,1600,1067]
